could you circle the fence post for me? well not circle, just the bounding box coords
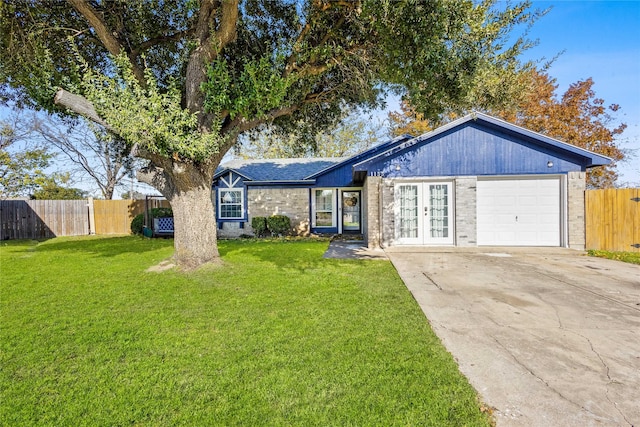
[87,197,96,235]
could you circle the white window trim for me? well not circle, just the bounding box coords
[218,187,245,220]
[311,188,337,228]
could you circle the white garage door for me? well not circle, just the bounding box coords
[477,178,561,246]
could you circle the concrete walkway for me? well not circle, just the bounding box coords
[322,240,388,260]
[385,247,640,427]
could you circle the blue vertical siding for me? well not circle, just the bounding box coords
[363,123,586,177]
[315,164,357,187]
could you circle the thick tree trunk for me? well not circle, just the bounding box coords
[168,183,219,269]
[138,160,219,269]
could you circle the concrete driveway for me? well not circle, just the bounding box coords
[385,247,640,427]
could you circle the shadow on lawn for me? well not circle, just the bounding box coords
[219,239,352,272]
[31,236,172,258]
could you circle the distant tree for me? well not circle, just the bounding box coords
[30,178,86,200]
[495,71,626,188]
[240,109,386,159]
[120,190,146,200]
[389,101,457,136]
[389,70,626,188]
[0,112,54,199]
[34,116,136,199]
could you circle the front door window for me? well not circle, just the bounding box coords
[342,191,361,232]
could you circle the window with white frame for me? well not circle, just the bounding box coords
[314,189,334,227]
[219,188,244,219]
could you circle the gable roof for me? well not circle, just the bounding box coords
[214,157,347,182]
[354,112,611,173]
[214,134,414,184]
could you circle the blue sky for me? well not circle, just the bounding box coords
[520,0,640,184]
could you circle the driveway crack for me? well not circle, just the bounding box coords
[490,335,610,422]
[571,330,634,427]
[536,291,564,329]
[422,272,442,290]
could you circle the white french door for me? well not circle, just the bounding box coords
[394,182,454,245]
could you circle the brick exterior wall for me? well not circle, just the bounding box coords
[454,177,477,246]
[248,187,310,236]
[216,187,310,238]
[380,178,396,248]
[567,171,586,250]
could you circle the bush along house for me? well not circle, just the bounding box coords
[212,112,611,250]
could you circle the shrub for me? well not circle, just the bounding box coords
[131,207,173,235]
[251,216,268,237]
[266,215,291,236]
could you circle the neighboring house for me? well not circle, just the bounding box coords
[213,112,610,250]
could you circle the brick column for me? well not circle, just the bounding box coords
[455,177,477,246]
[567,171,586,250]
[364,176,382,249]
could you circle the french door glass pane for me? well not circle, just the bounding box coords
[429,184,448,238]
[399,185,418,238]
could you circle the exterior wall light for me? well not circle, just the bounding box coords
[547,161,554,168]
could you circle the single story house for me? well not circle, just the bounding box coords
[213,112,610,250]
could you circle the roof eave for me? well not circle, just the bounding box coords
[213,167,253,181]
[245,179,316,186]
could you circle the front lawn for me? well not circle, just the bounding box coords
[1,237,490,426]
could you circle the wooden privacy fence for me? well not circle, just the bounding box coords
[586,188,640,252]
[0,198,170,239]
[0,200,89,240]
[93,199,170,235]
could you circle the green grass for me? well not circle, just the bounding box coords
[1,236,490,426]
[587,249,640,265]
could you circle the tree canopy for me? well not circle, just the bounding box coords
[1,0,542,268]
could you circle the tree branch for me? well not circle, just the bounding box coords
[186,0,238,122]
[214,0,239,54]
[192,0,238,61]
[131,28,195,57]
[223,104,301,136]
[54,89,115,132]
[285,0,357,77]
[67,0,146,86]
[136,164,174,196]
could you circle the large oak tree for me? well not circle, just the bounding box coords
[1,0,541,268]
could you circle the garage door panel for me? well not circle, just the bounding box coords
[477,178,561,246]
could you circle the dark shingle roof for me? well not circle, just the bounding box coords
[215,157,347,182]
